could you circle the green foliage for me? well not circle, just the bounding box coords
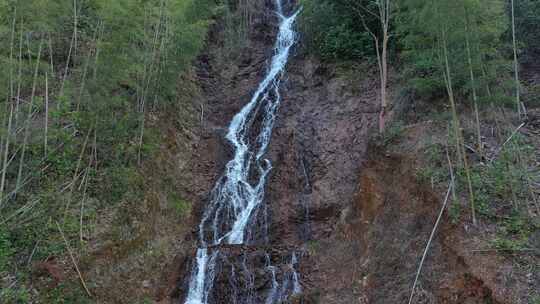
[465,134,534,217]
[306,240,320,255]
[98,166,144,204]
[0,0,217,299]
[0,286,30,304]
[213,2,251,62]
[169,193,191,218]
[299,0,376,61]
[524,83,540,107]
[448,199,462,224]
[40,282,92,304]
[397,0,511,102]
[491,212,536,252]
[514,0,540,59]
[0,227,13,272]
[415,142,447,185]
[381,121,405,145]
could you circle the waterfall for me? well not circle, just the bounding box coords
[184,1,301,303]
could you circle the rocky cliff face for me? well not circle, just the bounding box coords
[151,1,534,303]
[161,0,380,302]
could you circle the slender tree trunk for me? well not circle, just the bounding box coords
[463,7,483,155]
[510,0,522,116]
[45,72,49,158]
[60,0,78,96]
[357,1,391,134]
[64,129,91,220]
[0,104,14,206]
[16,41,43,198]
[15,21,24,125]
[0,9,17,207]
[76,54,91,112]
[441,29,476,225]
[378,0,391,134]
[93,21,103,81]
[48,32,55,77]
[0,10,17,190]
[137,0,165,165]
[9,9,16,103]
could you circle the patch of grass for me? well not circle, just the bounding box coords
[0,286,30,304]
[39,282,92,304]
[98,166,144,204]
[490,212,537,252]
[417,142,449,184]
[306,240,320,255]
[169,193,191,218]
[381,121,405,145]
[448,199,461,224]
[139,297,154,304]
[464,134,534,217]
[0,227,13,273]
[524,84,540,107]
[491,236,528,251]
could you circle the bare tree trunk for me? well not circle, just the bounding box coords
[15,41,43,198]
[9,9,16,103]
[15,21,24,125]
[463,7,483,155]
[93,21,103,81]
[60,0,78,97]
[378,0,391,134]
[356,0,392,134]
[45,72,49,158]
[48,32,55,77]
[441,29,476,225]
[137,0,165,165]
[64,129,91,220]
[510,0,523,116]
[0,10,17,198]
[76,54,90,112]
[0,104,14,206]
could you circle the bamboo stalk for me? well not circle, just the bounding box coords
[48,32,55,76]
[79,168,89,245]
[45,72,49,158]
[15,40,43,198]
[463,6,482,156]
[510,0,523,117]
[63,129,91,220]
[56,221,92,297]
[408,182,453,304]
[137,0,165,165]
[446,140,457,204]
[60,0,78,96]
[0,104,14,206]
[9,8,16,103]
[15,20,24,126]
[441,18,476,225]
[93,22,104,82]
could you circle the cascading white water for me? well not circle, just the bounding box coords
[184,2,300,304]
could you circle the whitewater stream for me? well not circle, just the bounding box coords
[184,1,301,303]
